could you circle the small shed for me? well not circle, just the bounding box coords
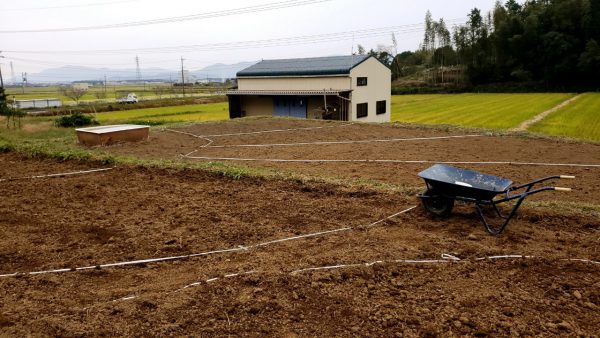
[76,125,149,146]
[226,55,391,122]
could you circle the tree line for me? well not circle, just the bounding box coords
[383,0,600,90]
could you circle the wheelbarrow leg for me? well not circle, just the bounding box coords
[475,197,526,235]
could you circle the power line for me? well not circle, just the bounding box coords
[0,0,333,34]
[3,0,139,12]
[4,20,465,55]
[3,57,263,76]
[4,56,177,67]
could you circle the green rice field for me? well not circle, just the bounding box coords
[391,93,574,129]
[529,93,600,142]
[4,93,598,144]
[96,102,229,124]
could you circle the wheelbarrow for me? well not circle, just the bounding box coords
[417,164,574,235]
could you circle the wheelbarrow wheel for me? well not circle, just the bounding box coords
[421,189,454,217]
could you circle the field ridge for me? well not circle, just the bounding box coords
[514,94,582,131]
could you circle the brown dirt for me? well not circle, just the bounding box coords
[0,151,598,336]
[107,118,600,204]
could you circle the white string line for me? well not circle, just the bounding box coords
[178,270,258,291]
[0,206,417,278]
[163,128,213,157]
[0,167,114,182]
[167,123,355,154]
[289,254,600,274]
[184,156,600,168]
[254,227,352,247]
[114,270,260,302]
[164,123,351,139]
[186,123,351,138]
[562,258,600,264]
[163,127,599,168]
[164,128,214,146]
[205,135,485,148]
[112,254,599,303]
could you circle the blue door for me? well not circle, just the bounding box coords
[273,96,306,118]
[273,96,288,117]
[290,97,307,118]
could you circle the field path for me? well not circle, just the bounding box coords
[514,94,582,131]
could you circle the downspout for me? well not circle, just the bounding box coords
[323,89,327,116]
[348,56,354,122]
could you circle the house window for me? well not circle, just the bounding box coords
[357,77,368,86]
[357,103,368,118]
[376,100,386,115]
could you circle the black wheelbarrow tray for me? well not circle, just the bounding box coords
[417,164,574,235]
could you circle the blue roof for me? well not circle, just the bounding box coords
[237,55,371,77]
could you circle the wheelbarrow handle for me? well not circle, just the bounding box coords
[554,187,572,192]
[511,175,575,191]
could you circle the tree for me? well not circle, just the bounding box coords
[0,86,11,125]
[406,1,600,88]
[94,91,107,100]
[419,11,458,84]
[153,86,166,99]
[356,44,366,55]
[60,86,88,104]
[0,87,24,129]
[423,10,434,52]
[368,44,394,66]
[578,39,600,83]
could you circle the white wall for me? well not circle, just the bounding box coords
[238,76,350,91]
[235,56,391,123]
[349,57,391,123]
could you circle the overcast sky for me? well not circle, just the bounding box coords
[1,0,498,75]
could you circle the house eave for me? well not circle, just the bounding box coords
[237,74,350,79]
[226,89,352,96]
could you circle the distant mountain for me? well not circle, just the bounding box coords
[27,61,258,84]
[191,61,257,80]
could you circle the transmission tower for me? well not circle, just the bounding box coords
[135,55,142,83]
[10,61,16,85]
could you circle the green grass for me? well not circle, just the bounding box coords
[0,102,229,155]
[391,93,574,129]
[6,85,154,102]
[95,102,230,124]
[5,84,226,104]
[528,93,600,142]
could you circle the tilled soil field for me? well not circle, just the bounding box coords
[107,118,600,204]
[0,150,598,336]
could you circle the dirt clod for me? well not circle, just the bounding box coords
[557,321,573,331]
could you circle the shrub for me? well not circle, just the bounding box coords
[55,112,99,128]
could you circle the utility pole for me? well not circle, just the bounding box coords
[21,72,27,94]
[0,51,4,88]
[104,74,107,95]
[10,61,15,85]
[180,56,185,97]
